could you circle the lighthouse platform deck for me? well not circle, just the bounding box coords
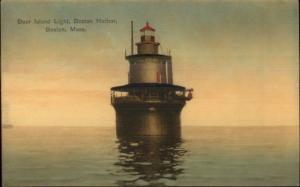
[111,83,188,105]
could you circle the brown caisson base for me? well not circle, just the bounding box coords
[114,103,184,137]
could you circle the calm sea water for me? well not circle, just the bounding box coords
[2,126,299,186]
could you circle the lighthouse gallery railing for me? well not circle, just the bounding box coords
[111,92,187,104]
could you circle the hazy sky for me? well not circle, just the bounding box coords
[2,0,298,126]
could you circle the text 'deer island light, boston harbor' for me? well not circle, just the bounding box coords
[111,21,193,137]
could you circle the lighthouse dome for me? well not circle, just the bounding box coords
[140,22,155,32]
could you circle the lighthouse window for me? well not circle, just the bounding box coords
[175,91,184,96]
[144,30,154,36]
[150,36,154,42]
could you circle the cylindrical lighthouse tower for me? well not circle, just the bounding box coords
[128,22,173,84]
[111,22,192,137]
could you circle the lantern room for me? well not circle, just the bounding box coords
[136,22,160,54]
[140,22,155,42]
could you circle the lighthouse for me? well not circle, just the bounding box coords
[111,22,193,137]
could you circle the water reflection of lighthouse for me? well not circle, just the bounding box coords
[114,136,187,186]
[111,21,193,137]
